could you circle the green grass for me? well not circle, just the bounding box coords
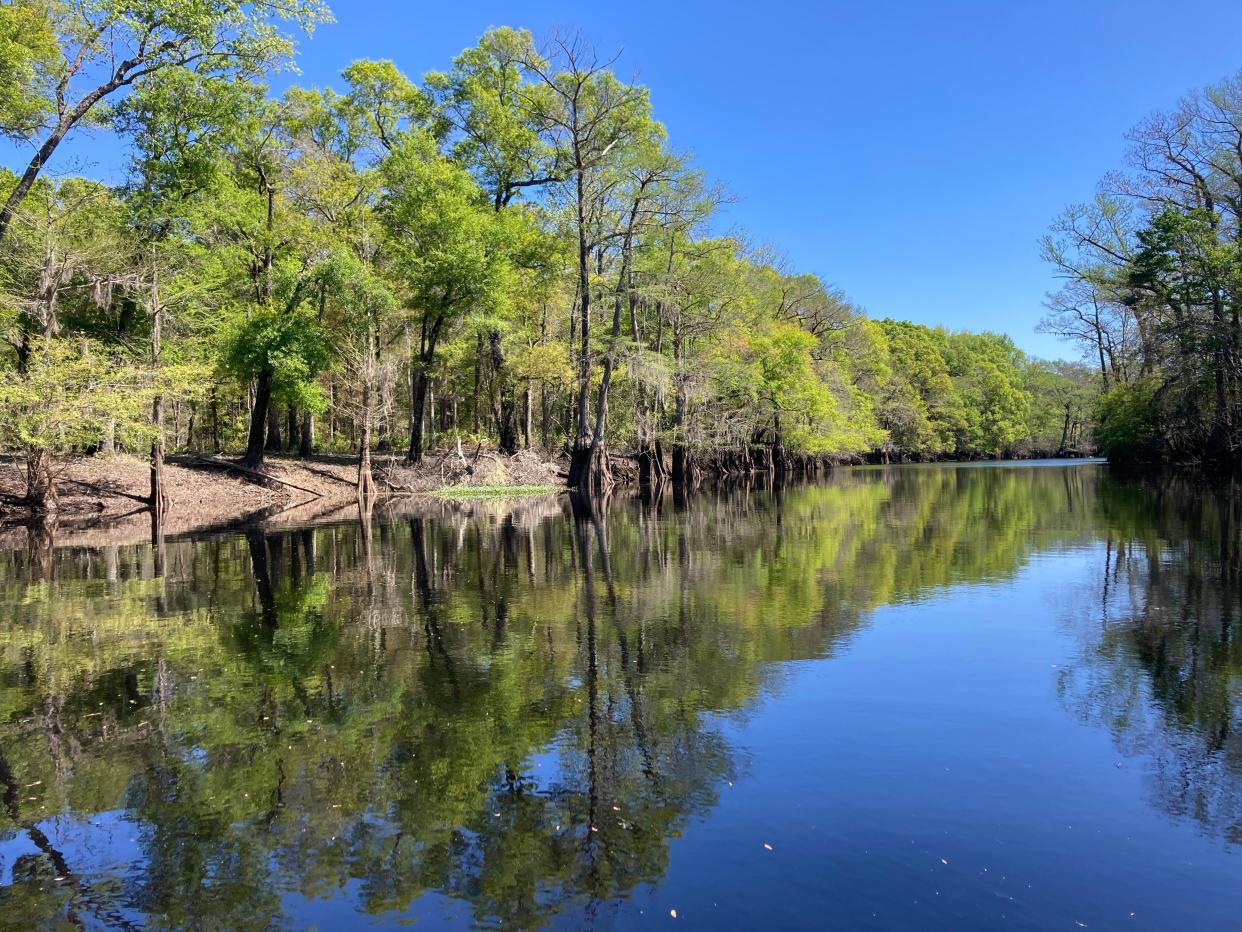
[429,484,563,500]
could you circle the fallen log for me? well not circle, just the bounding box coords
[187,455,323,499]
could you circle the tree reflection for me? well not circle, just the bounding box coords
[0,465,1237,926]
[1059,474,1242,844]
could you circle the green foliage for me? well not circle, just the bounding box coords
[876,320,967,454]
[425,27,553,207]
[380,135,514,324]
[510,340,574,386]
[222,307,329,411]
[713,319,838,452]
[0,0,59,141]
[430,484,562,498]
[1095,378,1163,464]
[943,332,1031,454]
[0,336,149,453]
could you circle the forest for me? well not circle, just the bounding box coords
[1040,71,1242,471]
[0,1,1099,512]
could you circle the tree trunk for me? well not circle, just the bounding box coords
[0,121,71,245]
[1093,307,1110,391]
[0,64,144,245]
[358,373,376,499]
[407,316,444,465]
[540,383,550,450]
[265,402,282,452]
[490,330,519,455]
[408,367,429,464]
[472,331,484,434]
[497,399,518,454]
[670,323,695,483]
[328,380,336,446]
[671,444,697,484]
[286,404,298,453]
[427,383,437,450]
[772,414,787,474]
[25,449,57,513]
[186,402,197,452]
[210,388,221,453]
[637,442,667,486]
[523,384,532,449]
[150,395,169,516]
[571,173,593,468]
[101,420,116,455]
[300,410,314,457]
[243,368,273,468]
[150,257,170,517]
[572,229,635,495]
[568,442,613,495]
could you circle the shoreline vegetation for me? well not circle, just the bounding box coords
[1038,77,1242,473]
[0,9,1101,529]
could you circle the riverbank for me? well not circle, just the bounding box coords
[0,446,1104,552]
[0,448,565,536]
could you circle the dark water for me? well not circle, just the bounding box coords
[0,462,1239,930]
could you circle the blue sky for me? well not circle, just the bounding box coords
[6,0,1242,358]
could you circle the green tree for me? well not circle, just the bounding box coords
[0,0,331,244]
[380,134,514,463]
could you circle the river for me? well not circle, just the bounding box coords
[0,461,1238,930]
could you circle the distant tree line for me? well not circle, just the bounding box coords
[1041,69,1242,472]
[0,3,1094,510]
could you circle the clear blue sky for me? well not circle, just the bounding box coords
[7,0,1242,358]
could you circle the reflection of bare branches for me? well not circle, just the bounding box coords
[1060,481,1242,843]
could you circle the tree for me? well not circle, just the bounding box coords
[380,133,513,464]
[0,173,150,509]
[310,252,395,495]
[1040,70,1242,469]
[426,28,565,454]
[223,306,329,465]
[282,73,396,471]
[519,32,655,492]
[0,17,1129,498]
[0,0,330,244]
[116,68,256,511]
[0,337,147,510]
[0,0,60,141]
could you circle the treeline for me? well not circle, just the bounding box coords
[1041,69,1242,471]
[0,2,1093,509]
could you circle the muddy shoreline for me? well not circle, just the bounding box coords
[0,449,566,550]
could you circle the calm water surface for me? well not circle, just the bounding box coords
[0,462,1239,930]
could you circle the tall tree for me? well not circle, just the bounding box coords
[521,33,656,491]
[380,133,513,464]
[427,28,562,454]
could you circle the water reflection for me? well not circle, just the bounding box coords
[0,465,1237,928]
[1057,474,1242,845]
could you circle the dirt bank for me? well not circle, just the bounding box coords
[0,448,566,550]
